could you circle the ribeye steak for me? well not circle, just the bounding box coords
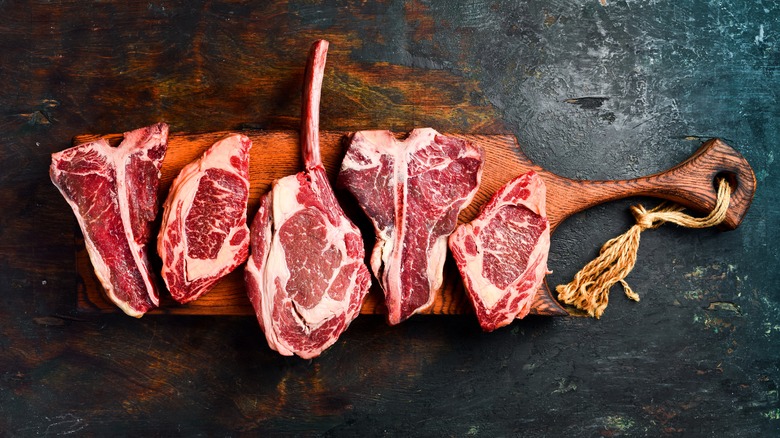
[50,123,169,317]
[338,129,484,325]
[244,40,371,359]
[448,171,550,331]
[158,134,252,303]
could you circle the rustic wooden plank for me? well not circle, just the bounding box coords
[73,130,754,318]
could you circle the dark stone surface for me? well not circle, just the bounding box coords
[1,1,778,435]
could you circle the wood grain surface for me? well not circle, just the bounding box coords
[74,130,755,318]
[2,2,778,436]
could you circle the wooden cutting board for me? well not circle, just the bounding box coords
[73,130,756,317]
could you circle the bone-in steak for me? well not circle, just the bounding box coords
[50,123,169,317]
[338,129,484,325]
[244,40,371,359]
[158,134,252,303]
[448,171,550,331]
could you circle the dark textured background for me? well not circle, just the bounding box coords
[1,1,778,436]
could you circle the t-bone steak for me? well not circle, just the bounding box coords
[244,40,371,359]
[50,123,169,317]
[158,134,252,303]
[338,129,484,325]
[448,171,550,331]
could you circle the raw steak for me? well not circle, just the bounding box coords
[50,123,168,317]
[448,171,550,331]
[339,129,484,325]
[158,134,252,303]
[244,40,371,359]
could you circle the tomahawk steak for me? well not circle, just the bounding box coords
[448,171,550,331]
[244,40,371,359]
[338,129,484,325]
[158,134,252,303]
[50,123,169,317]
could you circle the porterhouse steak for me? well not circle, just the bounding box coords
[50,123,169,317]
[338,129,484,325]
[448,171,550,331]
[158,134,252,303]
[244,40,371,359]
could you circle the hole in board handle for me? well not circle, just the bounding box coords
[715,171,738,192]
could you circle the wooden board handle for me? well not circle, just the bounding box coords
[543,139,756,232]
[529,138,755,316]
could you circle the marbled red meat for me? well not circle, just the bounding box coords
[158,134,252,303]
[244,40,371,359]
[338,129,484,325]
[448,171,550,331]
[50,123,168,317]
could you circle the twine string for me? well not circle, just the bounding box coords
[555,178,732,318]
